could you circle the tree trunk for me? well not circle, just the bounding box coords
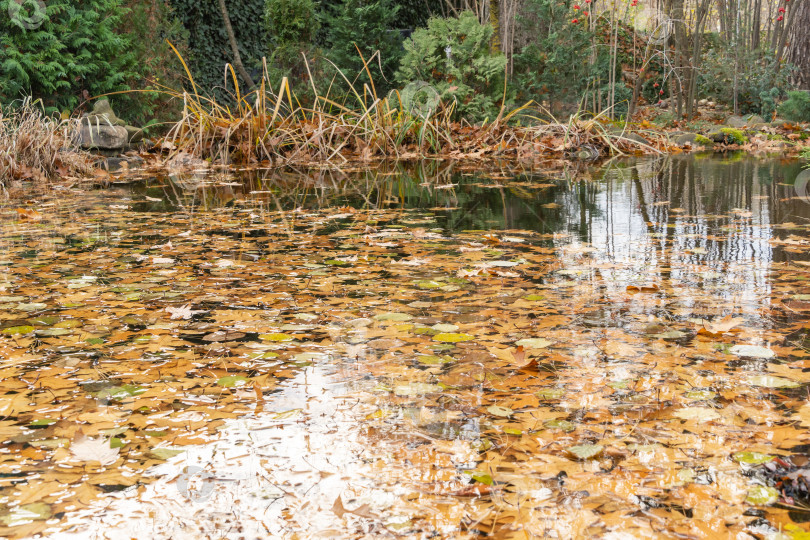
[217,0,256,91]
[785,0,810,89]
[489,0,501,53]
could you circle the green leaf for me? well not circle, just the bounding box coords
[2,325,35,335]
[745,485,779,505]
[217,375,251,387]
[467,470,493,485]
[732,451,774,465]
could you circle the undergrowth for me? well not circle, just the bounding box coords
[162,44,658,167]
[0,99,91,191]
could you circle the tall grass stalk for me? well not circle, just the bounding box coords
[0,99,91,191]
[162,44,661,167]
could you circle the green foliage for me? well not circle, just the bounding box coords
[694,134,713,146]
[117,1,189,128]
[322,0,403,96]
[265,0,318,47]
[0,0,139,114]
[698,49,795,116]
[513,0,627,116]
[719,127,748,145]
[778,91,810,123]
[396,11,507,121]
[168,0,266,100]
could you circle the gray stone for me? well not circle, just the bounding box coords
[745,114,766,124]
[708,131,727,143]
[124,125,144,143]
[675,133,706,146]
[624,133,650,146]
[79,123,128,150]
[82,98,126,127]
[725,115,747,128]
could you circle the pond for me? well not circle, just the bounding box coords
[1,154,809,539]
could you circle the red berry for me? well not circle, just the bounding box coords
[659,90,664,95]
[583,10,589,15]
[574,4,580,9]
[777,15,783,20]
[779,7,785,12]
[654,83,659,87]
[572,18,579,23]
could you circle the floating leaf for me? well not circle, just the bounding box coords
[259,333,295,342]
[486,405,513,417]
[730,345,775,359]
[0,503,52,526]
[503,427,522,435]
[515,338,552,349]
[273,409,302,420]
[149,448,185,460]
[467,470,493,485]
[524,294,545,301]
[217,375,251,387]
[433,333,474,343]
[567,444,604,460]
[732,451,774,465]
[374,312,413,322]
[536,388,565,399]
[544,419,576,432]
[431,323,459,332]
[15,302,47,312]
[685,390,716,400]
[35,328,72,337]
[70,436,120,465]
[394,383,443,396]
[417,355,453,365]
[749,375,800,389]
[673,407,721,421]
[745,485,779,505]
[2,325,34,335]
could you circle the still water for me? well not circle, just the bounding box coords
[0,154,808,539]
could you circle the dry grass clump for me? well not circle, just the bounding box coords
[163,46,661,168]
[0,99,92,191]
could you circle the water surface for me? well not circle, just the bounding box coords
[0,155,809,539]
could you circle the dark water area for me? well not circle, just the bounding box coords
[129,154,810,259]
